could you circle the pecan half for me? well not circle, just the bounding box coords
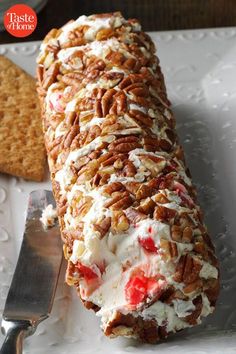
[136,184,155,200]
[119,75,140,90]
[104,191,133,210]
[115,91,127,114]
[193,240,208,259]
[74,156,90,171]
[43,62,59,90]
[66,261,79,286]
[106,51,125,66]
[124,207,148,223]
[111,211,130,233]
[74,197,93,221]
[122,161,136,177]
[160,239,178,261]
[93,217,111,237]
[101,72,124,87]
[183,279,203,294]
[160,287,187,304]
[143,136,159,152]
[101,88,117,116]
[204,279,220,306]
[171,225,193,243]
[153,205,177,223]
[139,155,166,177]
[184,295,203,325]
[129,110,153,127]
[43,28,59,43]
[124,181,141,195]
[84,125,101,144]
[63,125,80,148]
[87,59,106,73]
[101,153,126,167]
[57,195,68,217]
[174,255,202,285]
[102,182,125,196]
[137,197,156,215]
[77,160,99,182]
[123,57,141,71]
[152,193,169,204]
[159,139,172,152]
[37,65,44,83]
[48,136,63,160]
[108,136,141,153]
[96,28,114,40]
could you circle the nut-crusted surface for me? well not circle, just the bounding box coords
[37,12,220,343]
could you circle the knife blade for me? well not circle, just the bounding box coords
[0,190,62,354]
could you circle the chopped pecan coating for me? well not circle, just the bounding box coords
[37,11,219,344]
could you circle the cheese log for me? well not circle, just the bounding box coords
[37,12,220,343]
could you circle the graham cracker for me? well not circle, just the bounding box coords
[0,55,46,182]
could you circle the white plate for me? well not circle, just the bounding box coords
[0,27,236,353]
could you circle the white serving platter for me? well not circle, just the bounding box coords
[0,27,236,353]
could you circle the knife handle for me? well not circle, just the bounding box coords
[0,320,34,354]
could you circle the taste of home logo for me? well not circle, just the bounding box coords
[4,4,37,38]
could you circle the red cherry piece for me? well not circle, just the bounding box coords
[125,275,148,305]
[147,278,165,298]
[157,176,166,189]
[97,260,106,274]
[50,92,64,112]
[76,263,98,281]
[125,275,165,305]
[49,99,54,110]
[173,181,187,194]
[148,226,152,233]
[138,236,158,253]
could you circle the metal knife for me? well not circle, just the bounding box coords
[0,190,62,354]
